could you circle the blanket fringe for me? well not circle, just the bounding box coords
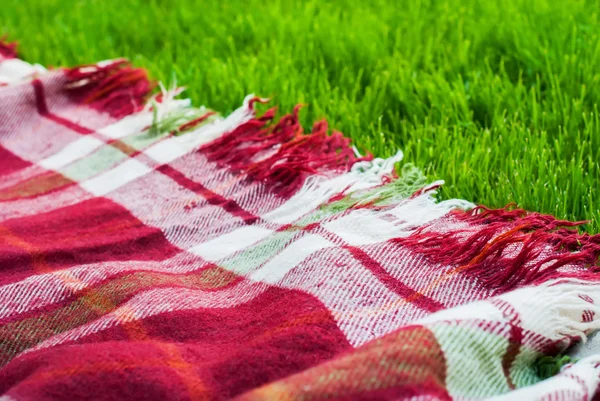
[9,47,599,294]
[0,36,17,59]
[65,59,154,119]
[399,205,600,292]
[201,105,372,197]
[324,162,428,212]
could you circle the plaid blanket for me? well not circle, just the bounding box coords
[2,39,600,401]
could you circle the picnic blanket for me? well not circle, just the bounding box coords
[2,38,600,401]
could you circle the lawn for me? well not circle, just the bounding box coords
[2,0,599,231]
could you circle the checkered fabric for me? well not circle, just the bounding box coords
[2,40,600,401]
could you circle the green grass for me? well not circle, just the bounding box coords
[2,0,600,231]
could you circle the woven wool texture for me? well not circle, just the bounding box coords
[2,41,600,401]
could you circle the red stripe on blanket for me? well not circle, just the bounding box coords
[0,197,180,284]
[492,298,523,390]
[0,146,32,176]
[157,164,259,225]
[345,245,445,313]
[0,287,351,401]
[32,79,95,135]
[0,265,242,366]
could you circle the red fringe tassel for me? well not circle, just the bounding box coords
[65,59,154,119]
[397,205,600,292]
[200,105,372,197]
[0,36,17,60]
